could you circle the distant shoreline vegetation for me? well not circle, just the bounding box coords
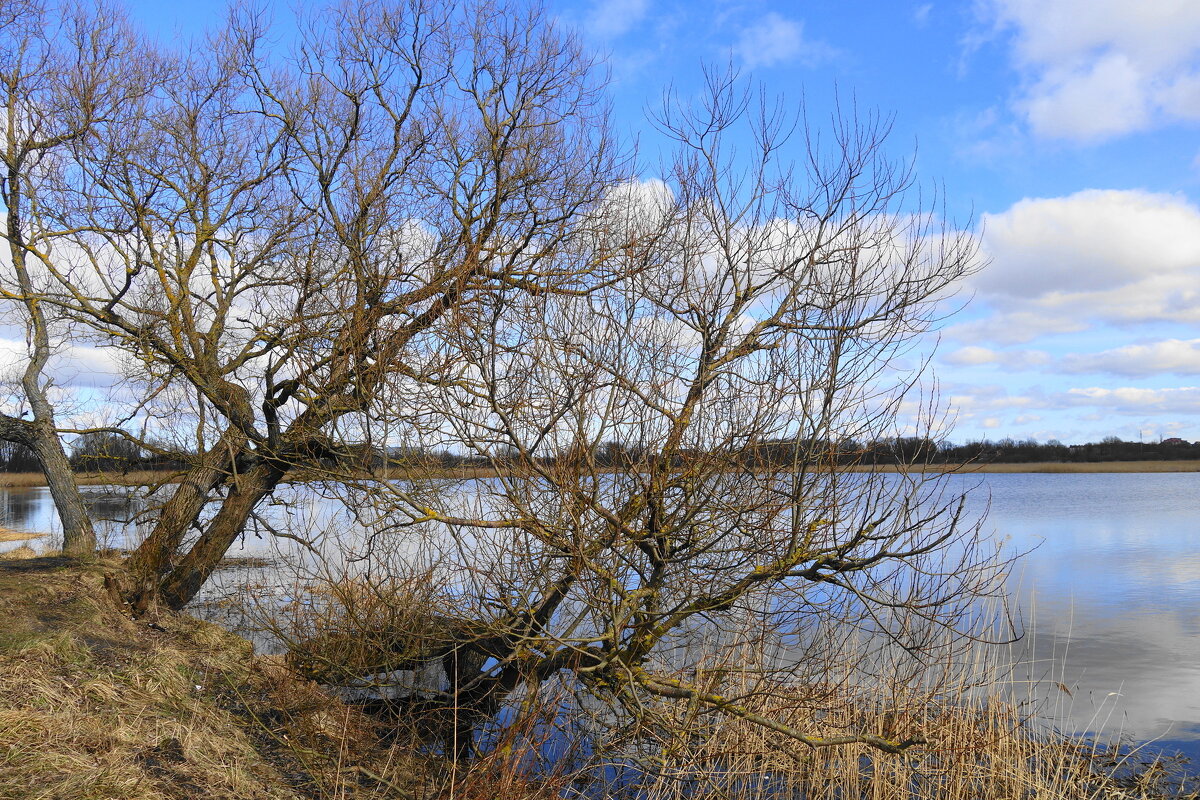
[1,433,1199,485]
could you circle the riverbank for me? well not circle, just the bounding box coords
[0,555,436,799]
[0,470,184,488]
[2,553,1196,799]
[859,460,1200,473]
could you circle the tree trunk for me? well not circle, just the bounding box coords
[5,169,96,557]
[124,427,248,612]
[156,461,285,610]
[0,415,95,557]
[30,423,96,557]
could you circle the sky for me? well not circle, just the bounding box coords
[58,1,1200,444]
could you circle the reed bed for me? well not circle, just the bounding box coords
[0,526,47,542]
[234,572,1200,800]
[0,470,184,487]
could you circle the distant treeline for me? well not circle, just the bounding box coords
[0,432,188,474]
[1,432,1197,474]
[863,435,1200,465]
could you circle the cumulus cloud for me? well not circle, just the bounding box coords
[977,189,1200,299]
[985,0,1200,141]
[947,189,1200,352]
[734,12,833,69]
[1020,53,1151,141]
[1060,339,1200,377]
[0,337,124,390]
[1055,385,1200,415]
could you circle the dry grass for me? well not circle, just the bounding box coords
[0,544,40,559]
[3,556,1196,799]
[0,470,184,487]
[0,558,440,799]
[0,526,48,542]
[249,573,1200,800]
[630,679,1197,800]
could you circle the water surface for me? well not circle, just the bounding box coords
[3,471,1198,758]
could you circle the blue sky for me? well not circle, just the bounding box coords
[111,1,1200,444]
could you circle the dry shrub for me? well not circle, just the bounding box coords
[278,573,458,686]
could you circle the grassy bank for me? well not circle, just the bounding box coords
[0,554,439,799]
[2,552,1197,799]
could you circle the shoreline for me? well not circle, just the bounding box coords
[2,459,1200,488]
[855,459,1200,473]
[1,556,1194,798]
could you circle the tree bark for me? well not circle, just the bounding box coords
[29,423,95,556]
[155,460,285,610]
[124,426,248,612]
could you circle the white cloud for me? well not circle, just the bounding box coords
[1056,385,1200,415]
[1157,71,1200,120]
[1060,339,1200,377]
[977,189,1200,299]
[986,0,1200,141]
[942,345,1050,368]
[949,189,1200,347]
[0,337,124,390]
[583,0,650,40]
[944,382,1041,412]
[1020,54,1150,141]
[944,311,1086,345]
[734,13,832,69]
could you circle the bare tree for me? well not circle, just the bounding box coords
[15,0,620,609]
[277,72,998,762]
[2,0,1001,768]
[0,0,151,555]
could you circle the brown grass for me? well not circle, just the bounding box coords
[0,558,441,799]
[1,556,1196,799]
[0,527,48,542]
[0,470,184,488]
[253,572,1200,800]
[633,674,1196,800]
[0,544,40,560]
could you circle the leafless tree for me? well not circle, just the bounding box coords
[0,0,152,555]
[2,0,1004,767]
[10,0,620,610]
[278,71,1000,761]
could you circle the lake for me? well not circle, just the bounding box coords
[3,471,1198,760]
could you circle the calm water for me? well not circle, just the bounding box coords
[3,472,1198,758]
